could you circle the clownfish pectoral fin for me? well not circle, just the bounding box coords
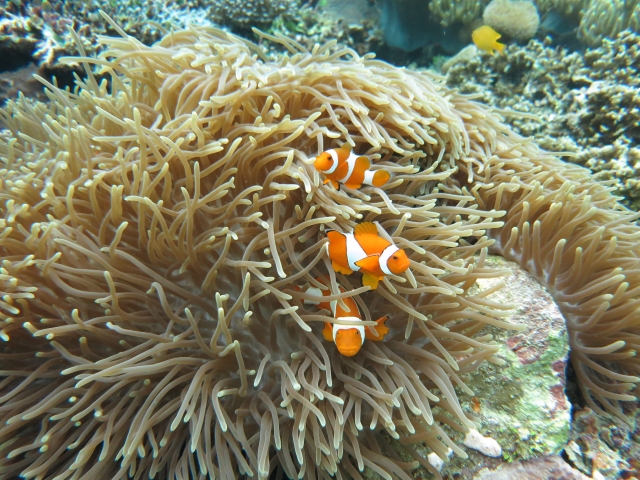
[361,273,380,290]
[322,322,333,342]
[354,254,381,272]
[323,178,331,185]
[331,180,340,189]
[365,315,390,341]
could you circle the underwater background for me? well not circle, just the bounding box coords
[0,0,639,478]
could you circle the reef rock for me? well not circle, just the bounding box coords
[439,255,571,477]
[474,455,591,479]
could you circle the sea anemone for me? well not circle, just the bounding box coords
[1,15,638,480]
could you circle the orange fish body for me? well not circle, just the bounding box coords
[326,222,410,290]
[314,144,390,190]
[472,25,505,54]
[303,278,389,357]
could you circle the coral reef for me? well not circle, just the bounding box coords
[438,255,572,477]
[0,63,46,105]
[0,0,215,67]
[444,30,640,210]
[578,0,640,46]
[212,0,298,29]
[475,455,591,479]
[266,2,383,59]
[2,16,640,480]
[566,405,640,479]
[0,0,307,69]
[534,0,585,16]
[462,257,570,462]
[483,0,541,40]
[428,0,490,27]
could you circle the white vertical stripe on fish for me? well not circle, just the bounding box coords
[304,287,324,304]
[332,316,365,343]
[379,245,399,275]
[325,149,339,174]
[345,233,367,271]
[363,170,375,185]
[338,152,359,183]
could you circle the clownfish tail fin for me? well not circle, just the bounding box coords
[372,170,390,187]
[365,315,390,341]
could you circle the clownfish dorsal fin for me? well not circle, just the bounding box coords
[361,273,380,290]
[355,254,380,271]
[341,143,354,152]
[353,222,378,239]
[374,221,394,243]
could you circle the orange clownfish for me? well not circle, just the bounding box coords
[303,279,389,357]
[327,221,410,290]
[314,144,390,190]
[472,25,505,54]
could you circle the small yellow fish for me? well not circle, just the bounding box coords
[472,25,505,54]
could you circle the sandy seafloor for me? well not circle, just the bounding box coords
[0,0,639,478]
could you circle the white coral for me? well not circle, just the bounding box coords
[483,0,540,40]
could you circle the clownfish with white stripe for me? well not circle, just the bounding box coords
[303,278,389,357]
[326,221,410,290]
[314,144,390,190]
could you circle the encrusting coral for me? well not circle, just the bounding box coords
[1,14,639,480]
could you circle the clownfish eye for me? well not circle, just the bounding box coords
[392,255,398,260]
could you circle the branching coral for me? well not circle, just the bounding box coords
[1,14,639,480]
[444,31,640,210]
[428,0,489,27]
[578,0,640,46]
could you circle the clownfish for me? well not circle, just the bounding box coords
[327,221,410,290]
[303,278,389,357]
[472,25,505,54]
[314,144,390,190]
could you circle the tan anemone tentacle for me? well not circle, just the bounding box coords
[1,15,638,480]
